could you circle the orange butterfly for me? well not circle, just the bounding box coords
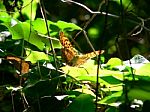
[59,32,104,66]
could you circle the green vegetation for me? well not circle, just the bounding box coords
[0,0,150,112]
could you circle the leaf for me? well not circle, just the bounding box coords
[3,20,61,50]
[63,94,95,112]
[115,0,133,10]
[127,80,150,101]
[98,91,123,106]
[128,88,150,101]
[0,2,9,17]
[24,79,58,98]
[30,19,82,35]
[29,18,57,34]
[13,0,38,20]
[39,34,61,49]
[3,20,45,50]
[135,63,150,76]
[105,106,119,112]
[25,49,50,63]
[73,88,95,97]
[56,21,82,31]
[61,60,124,92]
[61,60,99,78]
[106,58,122,67]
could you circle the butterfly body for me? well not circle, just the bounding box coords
[59,32,104,66]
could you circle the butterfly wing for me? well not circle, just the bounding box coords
[71,50,104,66]
[59,32,78,65]
[83,50,104,59]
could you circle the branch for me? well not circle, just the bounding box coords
[61,0,150,32]
[61,0,119,18]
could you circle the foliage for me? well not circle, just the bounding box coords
[0,0,150,112]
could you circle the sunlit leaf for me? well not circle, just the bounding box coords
[3,21,45,50]
[106,58,122,67]
[25,49,50,63]
[74,88,95,97]
[98,91,123,106]
[39,34,61,49]
[30,18,57,34]
[0,2,9,17]
[13,0,38,20]
[57,21,82,31]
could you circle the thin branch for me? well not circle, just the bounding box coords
[11,91,15,112]
[39,0,59,71]
[128,16,148,37]
[75,0,105,38]
[131,18,144,36]
[73,0,105,52]
[82,30,97,53]
[21,92,29,108]
[61,0,150,32]
[61,0,100,14]
[61,0,119,18]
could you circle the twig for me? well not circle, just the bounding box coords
[61,0,150,32]
[11,91,15,112]
[74,0,105,38]
[131,18,144,36]
[73,0,105,52]
[61,0,100,14]
[128,17,144,36]
[61,0,119,18]
[39,0,59,72]
[83,30,97,53]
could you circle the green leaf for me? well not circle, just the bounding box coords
[3,20,45,50]
[98,91,123,106]
[39,34,61,49]
[13,0,38,20]
[30,19,82,35]
[105,106,119,112]
[135,63,150,76]
[3,20,61,50]
[106,58,122,67]
[61,60,100,78]
[61,59,124,92]
[128,88,150,101]
[30,18,57,34]
[100,75,122,84]
[127,80,150,101]
[73,88,95,97]
[25,49,50,63]
[114,0,133,10]
[24,79,58,98]
[0,2,9,17]
[63,94,95,112]
[15,22,45,50]
[56,21,82,31]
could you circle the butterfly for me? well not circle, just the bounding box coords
[59,31,104,66]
